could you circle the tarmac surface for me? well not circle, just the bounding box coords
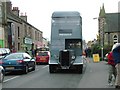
[77,57,115,88]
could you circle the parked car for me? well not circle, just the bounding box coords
[0,48,10,60]
[0,66,4,83]
[36,51,50,64]
[0,52,36,74]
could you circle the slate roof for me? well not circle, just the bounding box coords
[105,13,120,33]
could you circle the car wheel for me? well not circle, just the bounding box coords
[23,66,28,74]
[32,63,36,71]
[0,71,4,83]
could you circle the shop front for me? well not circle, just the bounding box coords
[23,37,33,56]
[0,27,4,48]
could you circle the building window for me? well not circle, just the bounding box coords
[59,29,72,36]
[113,35,118,44]
[35,31,37,40]
[24,24,27,36]
[18,43,20,51]
[40,33,42,42]
[37,32,39,41]
[18,26,20,38]
[28,27,31,37]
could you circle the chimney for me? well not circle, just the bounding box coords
[20,12,27,22]
[6,1,12,12]
[2,1,12,13]
[12,7,19,16]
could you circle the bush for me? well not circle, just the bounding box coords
[91,43,101,55]
[91,43,112,59]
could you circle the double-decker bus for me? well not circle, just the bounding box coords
[49,11,83,73]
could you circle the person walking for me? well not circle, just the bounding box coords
[85,48,88,58]
[107,51,116,86]
[32,49,35,57]
[112,43,120,88]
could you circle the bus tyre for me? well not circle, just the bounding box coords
[78,68,82,74]
[76,65,83,74]
[49,65,54,73]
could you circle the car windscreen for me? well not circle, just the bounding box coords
[4,53,23,60]
[38,52,48,56]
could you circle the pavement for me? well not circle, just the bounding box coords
[78,57,115,88]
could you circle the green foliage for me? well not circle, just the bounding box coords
[91,43,112,58]
[91,43,101,55]
[103,44,112,55]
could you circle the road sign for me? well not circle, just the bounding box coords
[93,54,100,62]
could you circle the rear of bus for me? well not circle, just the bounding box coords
[49,11,84,73]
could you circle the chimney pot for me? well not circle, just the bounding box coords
[12,7,19,16]
[13,7,19,11]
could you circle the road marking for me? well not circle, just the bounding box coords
[3,65,48,83]
[29,65,48,73]
[42,65,48,69]
[3,76,20,83]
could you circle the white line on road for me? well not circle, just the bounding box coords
[3,76,20,83]
[3,65,48,83]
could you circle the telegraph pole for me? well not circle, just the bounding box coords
[93,17,105,61]
[2,0,7,48]
[99,17,106,61]
[0,1,3,47]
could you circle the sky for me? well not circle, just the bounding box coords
[9,0,119,42]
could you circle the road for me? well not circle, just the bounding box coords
[2,58,115,88]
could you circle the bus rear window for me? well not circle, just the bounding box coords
[59,29,72,36]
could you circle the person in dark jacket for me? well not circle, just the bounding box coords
[112,43,120,88]
[107,51,116,86]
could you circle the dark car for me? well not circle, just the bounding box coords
[0,52,36,74]
[36,51,50,64]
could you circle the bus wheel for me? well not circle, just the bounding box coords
[49,65,55,73]
[76,65,83,74]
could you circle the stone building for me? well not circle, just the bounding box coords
[0,1,4,48]
[99,4,120,48]
[0,1,44,54]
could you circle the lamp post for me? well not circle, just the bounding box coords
[100,17,106,61]
[0,2,3,47]
[100,27,104,61]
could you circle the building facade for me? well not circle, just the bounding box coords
[99,4,120,47]
[1,1,44,54]
[0,1,5,48]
